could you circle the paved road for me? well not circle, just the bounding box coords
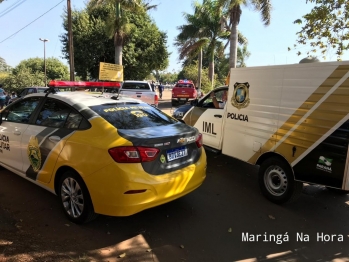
[0,92,349,262]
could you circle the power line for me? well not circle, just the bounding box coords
[0,0,27,18]
[0,0,24,16]
[0,0,65,44]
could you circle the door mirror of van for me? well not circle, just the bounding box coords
[191,99,198,106]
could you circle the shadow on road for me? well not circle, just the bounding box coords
[0,152,349,261]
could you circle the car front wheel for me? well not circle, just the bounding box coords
[59,170,98,224]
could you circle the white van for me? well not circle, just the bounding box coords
[183,61,349,204]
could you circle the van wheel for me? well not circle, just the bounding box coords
[258,157,303,204]
[58,170,98,224]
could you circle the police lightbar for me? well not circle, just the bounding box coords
[178,79,193,84]
[48,80,121,88]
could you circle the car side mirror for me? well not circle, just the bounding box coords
[190,99,198,106]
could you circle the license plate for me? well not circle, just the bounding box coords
[167,147,188,162]
[180,98,187,101]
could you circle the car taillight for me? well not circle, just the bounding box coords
[196,133,203,148]
[108,147,160,163]
[154,94,159,106]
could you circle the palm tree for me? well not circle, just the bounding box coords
[175,0,233,87]
[92,0,149,65]
[237,44,250,67]
[218,0,271,68]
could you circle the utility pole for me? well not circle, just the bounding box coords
[67,0,74,81]
[39,38,49,86]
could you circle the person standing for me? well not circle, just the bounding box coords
[158,82,164,99]
[0,84,6,110]
[5,92,11,106]
[150,81,155,92]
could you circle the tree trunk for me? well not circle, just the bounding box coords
[197,48,202,95]
[229,5,242,68]
[114,31,123,65]
[208,61,214,88]
[115,45,122,65]
[208,48,214,88]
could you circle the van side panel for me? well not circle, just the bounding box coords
[293,120,349,188]
[222,67,284,162]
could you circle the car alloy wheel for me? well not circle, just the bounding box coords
[61,177,85,218]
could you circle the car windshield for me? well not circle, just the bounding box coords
[89,103,177,129]
[37,88,48,93]
[175,84,194,88]
[122,83,149,90]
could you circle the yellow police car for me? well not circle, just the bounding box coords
[0,81,207,223]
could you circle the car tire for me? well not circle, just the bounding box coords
[58,170,98,224]
[171,100,178,107]
[258,156,303,204]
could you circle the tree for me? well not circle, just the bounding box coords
[0,57,11,72]
[179,61,212,94]
[60,2,168,80]
[237,44,250,67]
[13,58,69,81]
[218,0,271,68]
[1,68,45,92]
[151,71,178,84]
[290,0,349,60]
[91,0,149,65]
[175,0,231,87]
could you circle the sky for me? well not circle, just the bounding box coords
[1,0,349,73]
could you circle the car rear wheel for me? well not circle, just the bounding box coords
[171,100,178,107]
[258,156,303,204]
[59,170,98,224]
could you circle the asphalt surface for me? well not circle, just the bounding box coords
[0,90,349,262]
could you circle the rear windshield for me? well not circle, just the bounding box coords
[89,103,177,129]
[175,84,194,88]
[37,88,48,93]
[122,82,150,90]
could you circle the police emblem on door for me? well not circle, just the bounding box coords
[231,82,250,109]
[27,136,42,172]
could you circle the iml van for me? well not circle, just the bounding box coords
[183,61,349,203]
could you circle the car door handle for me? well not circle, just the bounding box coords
[13,130,21,135]
[49,136,61,142]
[214,114,222,118]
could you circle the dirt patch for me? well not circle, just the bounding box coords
[0,208,86,262]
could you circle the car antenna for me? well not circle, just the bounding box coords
[110,86,121,100]
[44,85,57,96]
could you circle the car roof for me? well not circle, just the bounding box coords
[123,80,148,83]
[24,91,144,107]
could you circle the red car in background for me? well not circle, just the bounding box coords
[171,80,198,106]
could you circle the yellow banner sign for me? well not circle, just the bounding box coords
[99,62,123,81]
